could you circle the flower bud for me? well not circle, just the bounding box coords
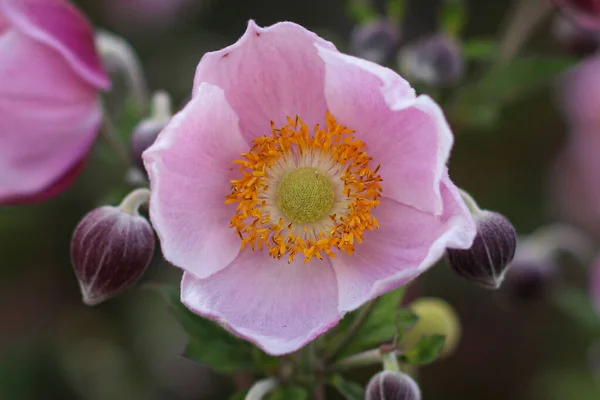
[403,297,461,358]
[446,211,517,289]
[71,189,154,305]
[553,14,600,56]
[555,0,600,32]
[350,19,401,65]
[365,371,421,400]
[130,91,172,172]
[503,239,558,301]
[397,34,465,87]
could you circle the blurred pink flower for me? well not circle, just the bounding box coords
[0,0,110,205]
[144,21,476,355]
[555,0,600,32]
[553,55,600,236]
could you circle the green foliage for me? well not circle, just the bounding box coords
[463,39,498,61]
[396,308,419,343]
[400,334,446,365]
[553,285,600,334]
[449,57,576,130]
[147,284,278,373]
[347,0,377,23]
[441,0,467,36]
[329,374,365,400]
[387,0,405,20]
[267,386,309,400]
[337,287,406,358]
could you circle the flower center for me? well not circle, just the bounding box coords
[225,112,382,263]
[277,167,334,224]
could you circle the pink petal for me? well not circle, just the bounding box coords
[192,20,336,142]
[1,0,110,89]
[559,54,600,129]
[181,252,340,356]
[144,83,248,279]
[0,31,102,203]
[331,177,476,312]
[317,45,453,215]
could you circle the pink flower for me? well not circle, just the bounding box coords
[553,56,600,236]
[0,0,110,205]
[144,21,476,355]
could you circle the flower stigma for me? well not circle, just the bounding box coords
[225,112,382,263]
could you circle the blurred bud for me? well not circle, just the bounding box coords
[397,34,465,87]
[130,91,172,172]
[71,189,154,306]
[403,298,461,358]
[350,19,401,65]
[366,371,421,400]
[553,14,600,55]
[503,237,559,301]
[447,210,517,289]
[555,0,600,32]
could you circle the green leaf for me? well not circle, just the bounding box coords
[553,285,600,333]
[267,386,309,400]
[449,57,576,130]
[396,308,419,342]
[338,287,406,358]
[387,0,406,20]
[463,39,498,61]
[441,0,467,36]
[347,0,377,23]
[329,375,365,400]
[147,284,275,373]
[400,334,446,365]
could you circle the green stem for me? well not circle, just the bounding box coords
[328,348,382,372]
[119,188,151,216]
[382,352,401,373]
[245,378,279,400]
[325,299,378,362]
[457,188,482,215]
[100,116,130,168]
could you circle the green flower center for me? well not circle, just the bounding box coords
[277,167,335,224]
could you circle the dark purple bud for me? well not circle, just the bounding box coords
[446,211,517,289]
[555,0,600,32]
[130,91,171,172]
[71,189,154,305]
[503,240,558,301]
[553,14,600,56]
[350,19,401,65]
[130,119,166,171]
[398,34,465,87]
[365,371,421,400]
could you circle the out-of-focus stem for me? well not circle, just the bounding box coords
[496,0,553,63]
[328,348,382,372]
[100,116,130,168]
[245,378,279,400]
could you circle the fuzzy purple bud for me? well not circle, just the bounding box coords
[71,190,154,305]
[553,14,600,56]
[446,211,517,289]
[350,19,401,65]
[130,119,166,171]
[398,34,465,87]
[365,371,421,400]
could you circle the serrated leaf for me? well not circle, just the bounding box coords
[463,39,498,61]
[147,284,272,373]
[450,57,576,130]
[553,285,600,333]
[396,308,419,342]
[338,287,406,358]
[329,375,365,400]
[400,334,446,365]
[267,386,309,400]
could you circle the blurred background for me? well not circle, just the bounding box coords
[2,0,600,399]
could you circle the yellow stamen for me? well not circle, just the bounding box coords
[225,112,382,263]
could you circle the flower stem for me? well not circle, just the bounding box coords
[324,299,378,362]
[119,188,151,216]
[382,352,401,373]
[328,348,382,372]
[458,188,482,215]
[245,378,279,400]
[100,116,130,168]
